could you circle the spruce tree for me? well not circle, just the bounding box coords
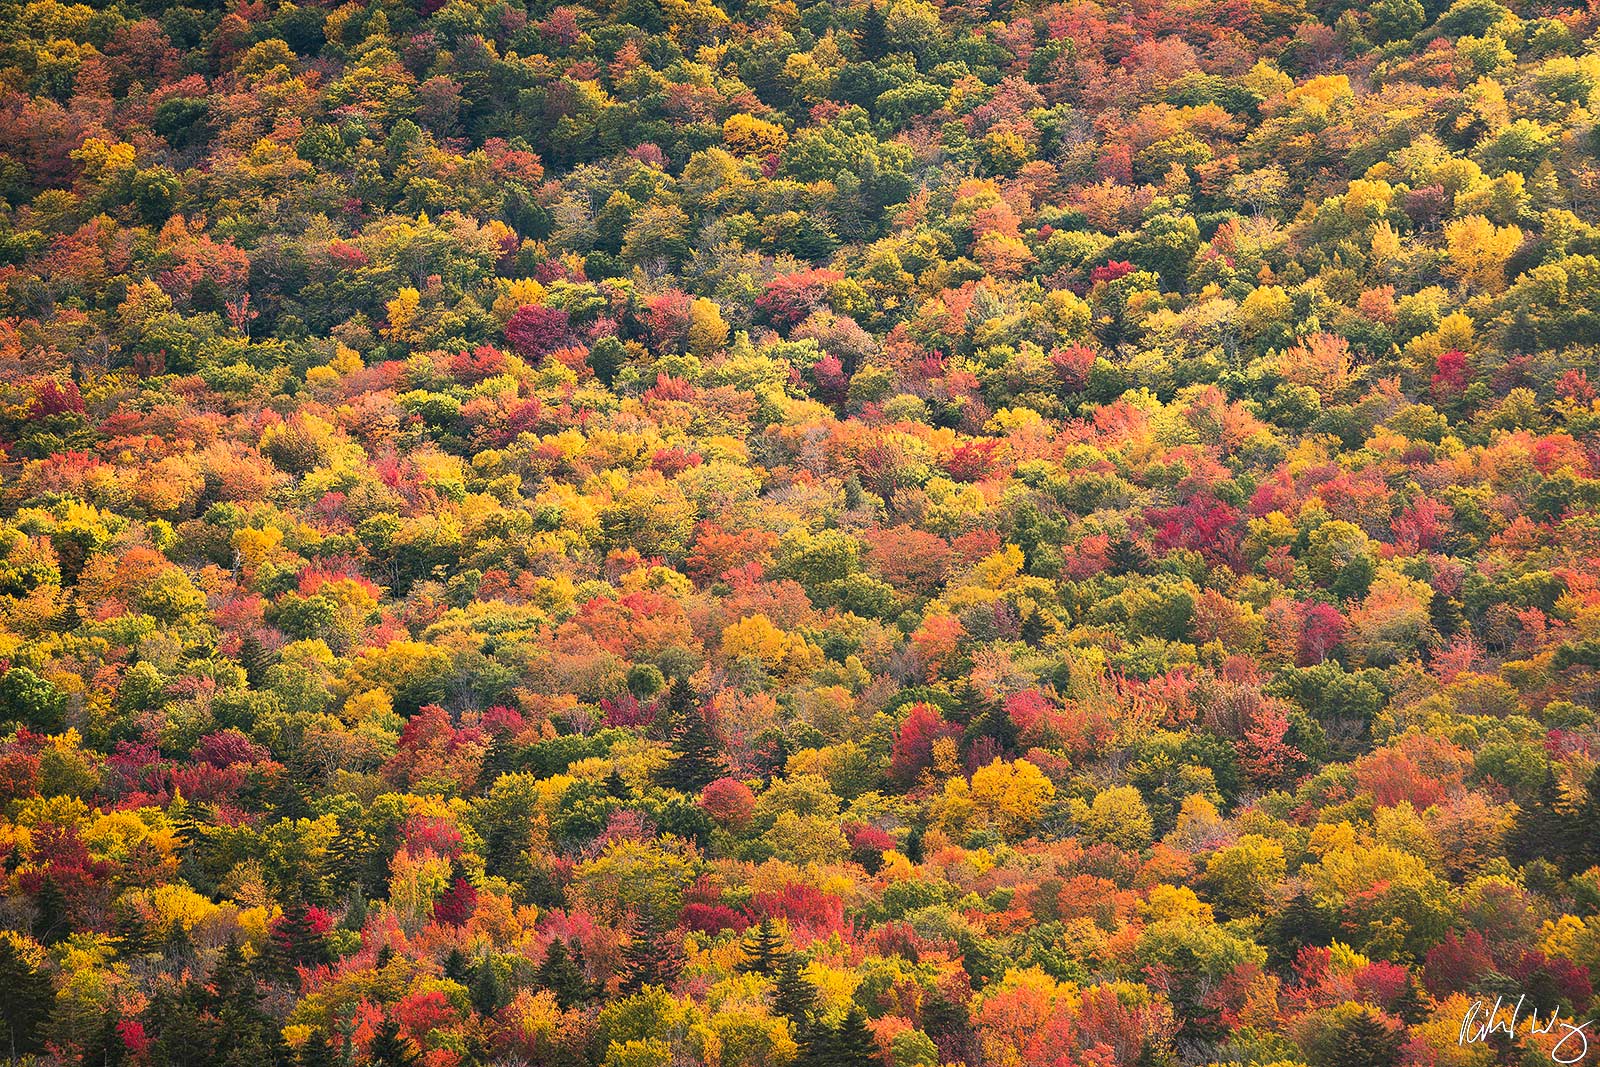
[620,910,684,992]
[1109,536,1148,576]
[297,1029,340,1067]
[661,692,726,793]
[589,336,626,387]
[79,1008,129,1067]
[470,956,509,1017]
[269,900,332,980]
[738,917,784,977]
[210,936,291,1067]
[1326,1008,1403,1067]
[1020,610,1049,647]
[537,938,590,1009]
[1573,763,1600,869]
[1508,763,1575,870]
[1390,975,1432,1025]
[114,902,158,958]
[830,1007,877,1066]
[365,1019,421,1067]
[773,952,817,1025]
[795,1020,832,1067]
[652,677,694,743]
[169,788,198,855]
[1428,590,1465,639]
[0,935,56,1062]
[34,874,71,945]
[859,0,888,59]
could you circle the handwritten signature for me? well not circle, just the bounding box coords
[1458,995,1594,1064]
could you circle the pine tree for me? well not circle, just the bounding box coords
[652,676,694,742]
[365,1019,421,1067]
[1326,1008,1403,1067]
[831,1007,877,1066]
[470,956,509,1017]
[79,1008,129,1067]
[620,910,684,992]
[34,874,71,945]
[859,0,888,60]
[738,917,784,977]
[1020,610,1050,647]
[661,694,726,793]
[1508,763,1575,870]
[0,935,56,1062]
[773,952,817,1025]
[1110,536,1148,576]
[268,900,331,980]
[537,938,590,1009]
[298,1029,340,1067]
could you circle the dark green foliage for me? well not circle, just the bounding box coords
[365,1019,421,1067]
[661,695,726,793]
[537,938,592,1009]
[0,936,55,1061]
[738,917,784,977]
[620,909,685,993]
[773,952,818,1025]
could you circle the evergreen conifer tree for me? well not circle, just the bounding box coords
[79,1008,129,1067]
[860,3,888,62]
[773,952,817,1025]
[661,693,726,793]
[1508,763,1575,869]
[738,917,784,977]
[297,1029,339,1067]
[0,935,56,1062]
[537,938,590,1009]
[620,910,684,992]
[470,956,509,1017]
[269,900,331,980]
[365,1019,421,1067]
[831,1006,877,1066]
[34,874,70,945]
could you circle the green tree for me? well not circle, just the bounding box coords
[859,0,888,59]
[537,938,591,1009]
[619,910,684,993]
[0,935,55,1062]
[661,697,726,793]
[0,665,65,731]
[365,1019,420,1067]
[738,917,785,977]
[773,952,817,1025]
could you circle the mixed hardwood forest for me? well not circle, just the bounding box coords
[3,0,1600,1063]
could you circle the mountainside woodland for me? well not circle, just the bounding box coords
[5,0,1600,1064]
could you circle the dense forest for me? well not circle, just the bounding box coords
[2,0,1600,1063]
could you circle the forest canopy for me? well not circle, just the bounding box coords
[1,0,1600,1064]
